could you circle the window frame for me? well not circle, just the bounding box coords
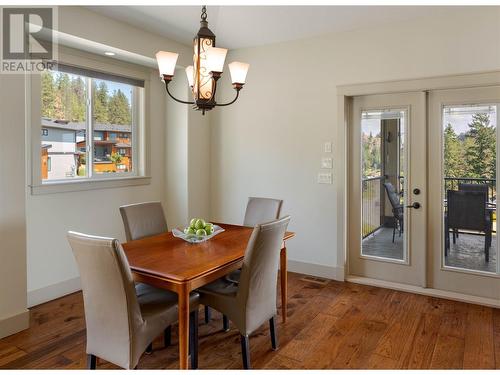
[29,47,151,195]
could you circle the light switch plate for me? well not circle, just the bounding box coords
[321,157,333,169]
[324,142,332,153]
[318,172,332,184]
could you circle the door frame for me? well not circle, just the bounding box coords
[336,70,500,306]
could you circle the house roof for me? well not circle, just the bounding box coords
[42,118,131,133]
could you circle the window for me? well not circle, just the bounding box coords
[40,64,144,182]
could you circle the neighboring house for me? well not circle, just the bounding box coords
[41,118,132,180]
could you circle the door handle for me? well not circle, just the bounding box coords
[406,202,421,209]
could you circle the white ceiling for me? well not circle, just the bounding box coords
[87,6,457,50]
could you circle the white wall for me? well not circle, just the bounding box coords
[211,7,500,279]
[0,74,29,338]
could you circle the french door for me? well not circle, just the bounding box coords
[348,92,427,287]
[348,87,500,301]
[428,86,500,300]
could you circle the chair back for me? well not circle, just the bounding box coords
[67,231,142,368]
[243,197,283,227]
[383,182,402,210]
[119,201,167,241]
[458,183,489,202]
[447,190,487,231]
[237,216,290,334]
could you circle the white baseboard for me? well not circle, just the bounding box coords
[0,309,29,339]
[347,275,500,309]
[287,260,344,281]
[28,277,81,308]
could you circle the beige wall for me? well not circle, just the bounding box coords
[211,7,500,278]
[0,74,29,337]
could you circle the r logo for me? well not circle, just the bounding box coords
[2,8,53,60]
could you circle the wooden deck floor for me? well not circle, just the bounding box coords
[0,272,499,369]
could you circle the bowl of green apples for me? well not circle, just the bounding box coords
[172,218,224,243]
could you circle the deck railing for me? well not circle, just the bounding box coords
[444,177,496,203]
[362,176,496,239]
[362,176,385,238]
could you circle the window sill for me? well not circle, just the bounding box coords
[30,176,151,195]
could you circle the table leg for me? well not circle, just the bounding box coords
[177,285,190,369]
[280,246,287,323]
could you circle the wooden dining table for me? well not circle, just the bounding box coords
[122,223,295,369]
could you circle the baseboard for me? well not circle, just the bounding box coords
[28,277,81,308]
[288,260,344,281]
[0,309,29,339]
[346,275,500,309]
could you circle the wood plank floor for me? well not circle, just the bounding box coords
[0,272,499,369]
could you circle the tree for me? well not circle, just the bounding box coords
[107,89,131,124]
[464,113,496,179]
[55,73,72,120]
[70,76,85,122]
[443,123,467,178]
[110,152,122,169]
[41,71,55,118]
[93,81,109,123]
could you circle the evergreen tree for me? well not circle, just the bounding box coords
[443,123,467,178]
[108,89,131,124]
[464,113,496,179]
[41,71,55,118]
[70,76,85,122]
[55,73,72,120]
[93,81,109,123]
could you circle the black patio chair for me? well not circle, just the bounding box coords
[383,182,403,243]
[445,190,492,262]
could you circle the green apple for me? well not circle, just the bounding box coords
[184,227,196,235]
[195,219,206,230]
[205,223,214,235]
[196,229,207,237]
[190,218,198,228]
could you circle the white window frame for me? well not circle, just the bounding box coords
[29,47,151,194]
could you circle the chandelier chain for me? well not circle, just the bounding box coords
[201,6,207,21]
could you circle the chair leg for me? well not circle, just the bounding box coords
[223,315,230,332]
[240,335,251,369]
[204,306,211,323]
[164,325,171,347]
[145,343,153,354]
[189,310,199,369]
[87,354,97,370]
[453,229,456,244]
[269,316,278,350]
[392,224,396,243]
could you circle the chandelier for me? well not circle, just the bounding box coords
[155,6,250,115]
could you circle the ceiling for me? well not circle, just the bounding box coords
[87,6,457,50]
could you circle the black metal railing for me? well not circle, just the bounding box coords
[444,177,496,203]
[362,176,385,238]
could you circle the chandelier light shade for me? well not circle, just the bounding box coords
[155,6,249,115]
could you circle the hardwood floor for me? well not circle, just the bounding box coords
[0,272,499,369]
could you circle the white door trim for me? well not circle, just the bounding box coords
[337,70,500,283]
[346,275,500,309]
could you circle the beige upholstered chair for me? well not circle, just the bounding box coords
[119,201,168,242]
[119,201,173,352]
[67,232,199,369]
[206,197,284,328]
[243,197,283,227]
[198,216,291,369]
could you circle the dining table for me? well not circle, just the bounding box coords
[122,223,295,369]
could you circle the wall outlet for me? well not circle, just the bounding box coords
[324,142,332,153]
[317,172,332,184]
[321,157,333,169]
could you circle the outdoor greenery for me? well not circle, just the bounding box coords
[41,71,132,124]
[444,113,496,179]
[362,131,382,178]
